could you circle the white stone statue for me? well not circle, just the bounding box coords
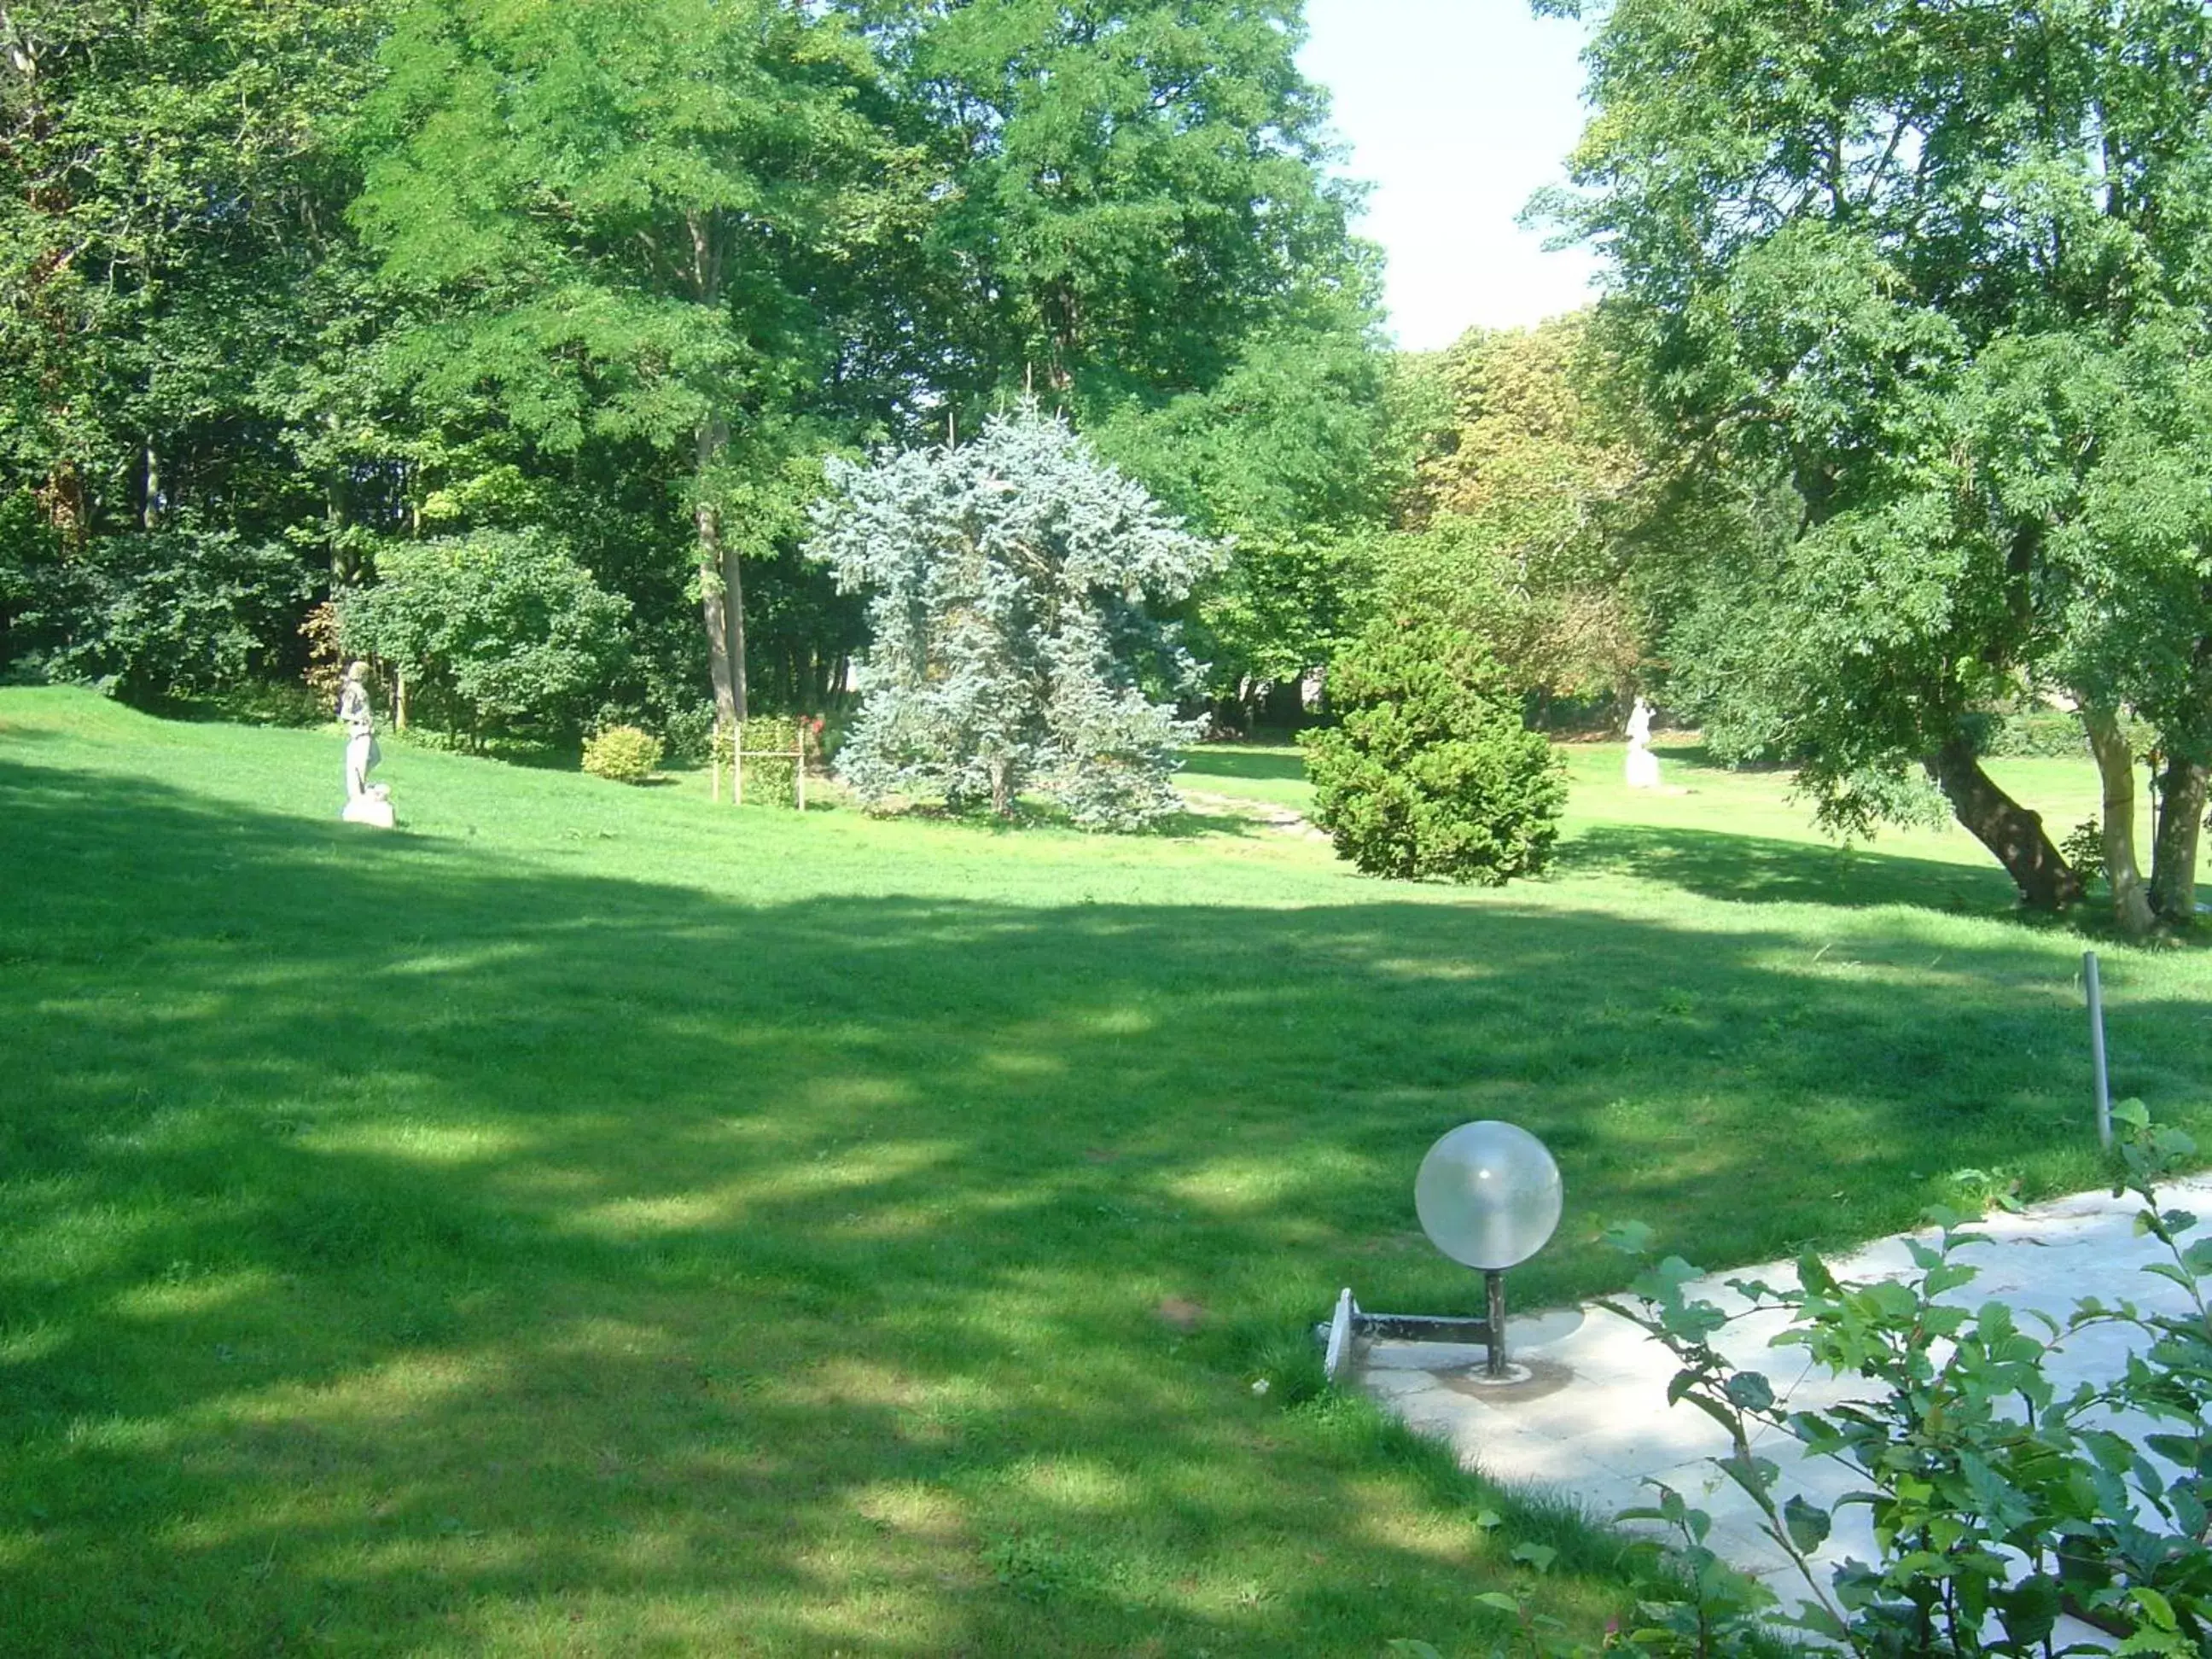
[339,661,395,827]
[1624,694,1662,789]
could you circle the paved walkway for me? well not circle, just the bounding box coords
[1357,1173,2212,1613]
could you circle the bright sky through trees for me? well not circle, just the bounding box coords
[1299,0,1600,348]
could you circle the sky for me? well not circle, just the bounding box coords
[1296,0,1602,350]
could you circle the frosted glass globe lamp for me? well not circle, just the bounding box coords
[1415,1121,1562,1376]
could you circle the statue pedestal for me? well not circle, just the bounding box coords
[342,789,395,829]
[1624,748,1662,789]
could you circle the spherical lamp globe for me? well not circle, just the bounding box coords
[1414,1121,1563,1272]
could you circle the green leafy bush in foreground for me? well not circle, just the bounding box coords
[1301,619,1564,883]
[582,725,663,784]
[1404,1104,2212,1659]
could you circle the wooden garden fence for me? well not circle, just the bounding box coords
[712,719,809,810]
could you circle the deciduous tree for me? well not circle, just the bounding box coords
[352,0,894,728]
[1543,0,2212,922]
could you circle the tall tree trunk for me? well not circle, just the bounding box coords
[2149,752,2209,925]
[1924,732,2083,910]
[684,210,744,726]
[725,526,748,724]
[2082,706,2156,937]
[323,411,350,579]
[696,414,742,729]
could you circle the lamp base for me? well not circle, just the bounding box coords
[1456,1361,1534,1388]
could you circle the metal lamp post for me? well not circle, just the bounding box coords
[1318,1120,1564,1385]
[1413,1121,1563,1377]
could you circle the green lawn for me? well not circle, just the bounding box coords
[3,687,2208,1656]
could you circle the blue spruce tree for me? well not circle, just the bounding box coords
[808,407,1220,830]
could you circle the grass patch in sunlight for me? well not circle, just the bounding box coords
[1,685,2205,1656]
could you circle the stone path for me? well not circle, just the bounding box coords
[1355,1173,2212,1615]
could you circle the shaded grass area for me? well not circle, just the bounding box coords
[1172,743,1315,811]
[1184,736,2200,916]
[1551,824,2017,912]
[3,689,2210,1656]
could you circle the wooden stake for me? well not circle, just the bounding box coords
[796,725,807,812]
[2087,951,2112,1149]
[735,721,744,806]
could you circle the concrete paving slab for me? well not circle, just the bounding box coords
[1352,1172,2212,1625]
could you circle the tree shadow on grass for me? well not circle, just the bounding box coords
[1176,747,1307,786]
[1,757,2204,1656]
[1552,822,2028,915]
[1150,806,1261,839]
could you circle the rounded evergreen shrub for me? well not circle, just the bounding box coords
[582,725,663,784]
[1300,620,1566,884]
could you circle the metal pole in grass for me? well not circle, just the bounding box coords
[2085,950,2112,1150]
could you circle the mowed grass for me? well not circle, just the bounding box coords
[3,687,2209,1658]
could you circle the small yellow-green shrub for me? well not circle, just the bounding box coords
[582,725,662,784]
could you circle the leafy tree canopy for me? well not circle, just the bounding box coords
[1382,311,1663,709]
[338,529,632,743]
[1541,0,2212,919]
[882,0,1362,404]
[0,0,1394,776]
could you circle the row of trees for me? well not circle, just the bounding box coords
[1338,0,2212,928]
[7,0,2204,920]
[0,0,1390,738]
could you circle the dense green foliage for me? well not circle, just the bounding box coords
[20,522,312,707]
[726,713,807,806]
[1086,296,1399,721]
[0,0,1385,753]
[582,724,664,785]
[339,530,632,744]
[1560,1106,2212,1659]
[1543,0,2212,925]
[1301,620,1566,882]
[1382,315,1659,713]
[811,409,1215,828]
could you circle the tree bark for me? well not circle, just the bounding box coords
[2082,705,2155,938]
[696,413,744,728]
[1925,732,2083,910]
[684,210,744,727]
[2149,752,2209,925]
[726,522,748,724]
[323,410,352,579]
